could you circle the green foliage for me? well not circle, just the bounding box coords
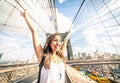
[0,53,3,59]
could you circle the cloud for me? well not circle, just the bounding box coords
[71,20,120,55]
[82,26,120,54]
[1,46,35,62]
[0,30,34,62]
[58,0,66,4]
[56,9,72,33]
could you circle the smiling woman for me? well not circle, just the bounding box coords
[21,10,71,83]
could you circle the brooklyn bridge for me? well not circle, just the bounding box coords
[0,0,120,83]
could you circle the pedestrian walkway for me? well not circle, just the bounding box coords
[65,65,96,83]
[14,64,96,83]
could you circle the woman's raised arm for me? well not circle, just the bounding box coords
[61,29,71,56]
[21,11,43,64]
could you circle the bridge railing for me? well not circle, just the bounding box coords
[0,63,39,83]
[67,59,120,83]
[0,63,95,83]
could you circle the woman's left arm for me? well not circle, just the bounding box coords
[61,29,71,56]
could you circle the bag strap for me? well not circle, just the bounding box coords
[37,56,45,83]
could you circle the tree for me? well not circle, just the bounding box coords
[0,53,3,61]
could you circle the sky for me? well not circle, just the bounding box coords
[56,0,120,55]
[0,0,120,62]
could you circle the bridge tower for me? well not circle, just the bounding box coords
[61,32,73,60]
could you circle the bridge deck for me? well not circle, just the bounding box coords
[13,65,95,83]
[0,61,119,83]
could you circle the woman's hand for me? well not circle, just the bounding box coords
[20,10,28,18]
[67,28,72,35]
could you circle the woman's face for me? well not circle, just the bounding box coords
[50,35,62,53]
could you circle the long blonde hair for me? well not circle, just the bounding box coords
[43,33,66,69]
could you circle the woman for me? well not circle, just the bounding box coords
[21,10,71,83]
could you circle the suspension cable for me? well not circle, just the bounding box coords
[91,0,119,55]
[3,0,46,65]
[22,0,51,33]
[102,0,120,25]
[53,0,58,32]
[4,0,21,11]
[102,0,120,54]
[48,0,58,32]
[86,0,105,52]
[5,0,46,33]
[69,0,85,29]
[15,0,47,33]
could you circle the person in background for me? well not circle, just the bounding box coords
[21,10,71,83]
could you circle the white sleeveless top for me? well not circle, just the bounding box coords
[40,61,65,83]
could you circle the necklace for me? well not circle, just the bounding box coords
[59,73,62,80]
[51,55,62,80]
[51,55,61,64]
[58,62,62,80]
